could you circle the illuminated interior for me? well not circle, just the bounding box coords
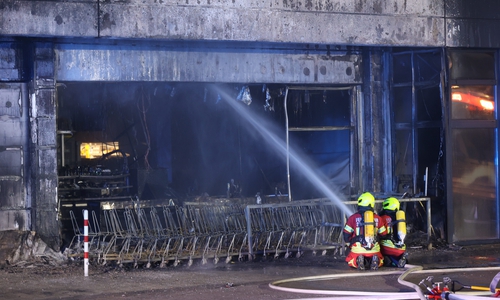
[80,142,120,159]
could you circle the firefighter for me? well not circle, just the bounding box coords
[379,197,408,268]
[343,192,386,270]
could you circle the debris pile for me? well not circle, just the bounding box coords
[0,230,67,268]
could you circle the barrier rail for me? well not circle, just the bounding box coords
[65,197,431,267]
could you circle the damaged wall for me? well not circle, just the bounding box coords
[55,42,362,84]
[0,84,29,231]
[0,43,31,233]
[2,1,500,48]
[96,0,444,46]
[0,42,60,249]
[0,0,97,38]
[31,44,60,250]
[446,0,500,48]
[0,0,444,46]
[359,49,391,194]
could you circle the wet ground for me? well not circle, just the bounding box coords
[1,243,500,300]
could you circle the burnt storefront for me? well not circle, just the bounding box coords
[0,0,499,255]
[54,43,370,249]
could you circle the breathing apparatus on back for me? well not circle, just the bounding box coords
[396,210,406,245]
[358,192,376,249]
[382,197,406,246]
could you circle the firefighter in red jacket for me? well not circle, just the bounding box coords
[379,197,408,268]
[343,192,386,270]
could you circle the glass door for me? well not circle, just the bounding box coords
[447,51,498,242]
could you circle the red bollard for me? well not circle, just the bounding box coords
[84,209,89,277]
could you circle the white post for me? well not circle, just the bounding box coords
[83,209,89,277]
[424,167,428,196]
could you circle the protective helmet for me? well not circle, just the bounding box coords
[357,192,375,208]
[383,197,400,211]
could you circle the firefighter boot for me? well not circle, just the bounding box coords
[370,255,380,270]
[356,255,365,270]
[397,252,408,268]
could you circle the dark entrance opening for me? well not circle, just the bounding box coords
[56,82,353,246]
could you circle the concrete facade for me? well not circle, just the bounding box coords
[0,0,499,247]
[1,0,445,46]
[1,0,499,48]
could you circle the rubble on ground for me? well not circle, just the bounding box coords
[0,230,67,269]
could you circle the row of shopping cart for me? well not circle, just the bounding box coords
[67,200,349,267]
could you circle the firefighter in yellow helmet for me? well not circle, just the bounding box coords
[343,192,387,270]
[379,197,408,268]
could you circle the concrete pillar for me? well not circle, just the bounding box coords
[361,48,391,194]
[31,43,60,250]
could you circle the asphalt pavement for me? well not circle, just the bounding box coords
[1,243,500,300]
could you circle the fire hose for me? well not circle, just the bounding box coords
[268,265,500,300]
